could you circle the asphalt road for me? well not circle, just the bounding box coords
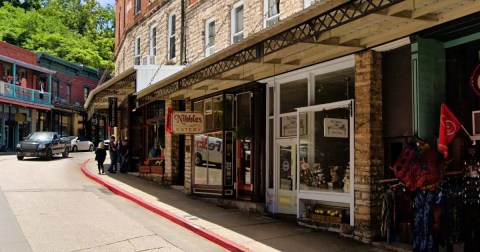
[0,152,226,252]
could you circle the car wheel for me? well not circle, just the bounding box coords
[89,145,94,151]
[62,147,69,158]
[17,156,24,160]
[195,153,203,166]
[45,149,53,161]
[72,145,78,152]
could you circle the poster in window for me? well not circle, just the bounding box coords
[281,116,296,137]
[204,99,212,115]
[324,118,348,138]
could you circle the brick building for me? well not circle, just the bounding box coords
[0,42,55,151]
[37,53,101,139]
[86,0,480,245]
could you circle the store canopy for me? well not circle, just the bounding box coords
[85,67,135,119]
[136,0,478,106]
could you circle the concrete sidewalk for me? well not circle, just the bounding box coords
[81,159,386,252]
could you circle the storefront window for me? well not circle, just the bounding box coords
[213,95,223,130]
[314,68,354,105]
[194,132,223,186]
[280,79,308,113]
[236,92,251,127]
[224,95,234,129]
[299,106,351,193]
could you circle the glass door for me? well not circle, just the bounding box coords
[277,140,297,214]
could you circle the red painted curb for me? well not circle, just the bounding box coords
[81,160,250,252]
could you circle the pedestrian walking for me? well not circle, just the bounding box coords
[95,142,107,174]
[119,138,129,173]
[108,135,118,173]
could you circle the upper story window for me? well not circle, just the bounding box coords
[231,1,244,43]
[264,0,280,28]
[134,36,141,65]
[54,79,60,98]
[149,25,157,57]
[168,13,176,60]
[66,83,72,104]
[83,86,89,101]
[205,18,216,57]
[134,0,141,15]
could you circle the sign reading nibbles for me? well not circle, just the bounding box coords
[108,97,117,127]
[171,112,205,134]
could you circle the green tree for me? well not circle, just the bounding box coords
[0,1,114,69]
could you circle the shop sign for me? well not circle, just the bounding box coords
[15,113,26,123]
[108,97,117,127]
[324,118,348,138]
[171,112,204,134]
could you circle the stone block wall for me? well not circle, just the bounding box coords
[184,101,193,193]
[354,50,383,242]
[115,0,182,75]
[163,99,181,185]
[184,0,306,66]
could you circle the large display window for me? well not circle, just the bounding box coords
[297,100,354,225]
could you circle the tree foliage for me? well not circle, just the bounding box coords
[0,1,114,70]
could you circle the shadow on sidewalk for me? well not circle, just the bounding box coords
[95,163,380,252]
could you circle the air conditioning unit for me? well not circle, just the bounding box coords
[149,55,156,65]
[266,15,279,27]
[233,32,244,43]
[134,56,141,65]
[141,55,156,65]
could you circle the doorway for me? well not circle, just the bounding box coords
[276,139,297,214]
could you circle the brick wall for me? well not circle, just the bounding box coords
[354,50,383,242]
[0,42,36,65]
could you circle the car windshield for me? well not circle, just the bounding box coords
[26,132,53,141]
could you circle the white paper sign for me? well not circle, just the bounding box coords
[324,118,348,138]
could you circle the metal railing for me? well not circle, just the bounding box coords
[0,81,51,105]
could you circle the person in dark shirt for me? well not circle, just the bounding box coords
[95,142,107,174]
[108,135,118,173]
[119,138,129,173]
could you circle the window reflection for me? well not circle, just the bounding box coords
[299,108,351,193]
[194,132,223,186]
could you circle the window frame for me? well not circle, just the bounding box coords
[168,12,176,60]
[149,25,157,56]
[205,17,216,57]
[231,1,244,44]
[83,86,89,101]
[134,36,141,65]
[264,0,280,28]
[134,0,141,15]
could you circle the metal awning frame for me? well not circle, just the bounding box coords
[136,0,480,106]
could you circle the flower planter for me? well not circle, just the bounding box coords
[138,165,163,174]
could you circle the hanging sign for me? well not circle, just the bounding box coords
[470,63,480,97]
[171,111,205,134]
[324,118,348,138]
[108,97,117,127]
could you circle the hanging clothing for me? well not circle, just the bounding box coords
[413,190,441,252]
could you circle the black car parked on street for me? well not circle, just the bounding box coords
[16,132,70,160]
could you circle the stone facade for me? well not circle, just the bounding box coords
[353,51,383,242]
[115,0,182,75]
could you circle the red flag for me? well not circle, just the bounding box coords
[165,107,174,134]
[438,103,461,158]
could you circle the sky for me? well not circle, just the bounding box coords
[97,0,115,7]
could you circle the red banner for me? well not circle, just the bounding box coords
[438,103,461,158]
[165,107,173,134]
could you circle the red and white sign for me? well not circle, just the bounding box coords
[171,112,205,134]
